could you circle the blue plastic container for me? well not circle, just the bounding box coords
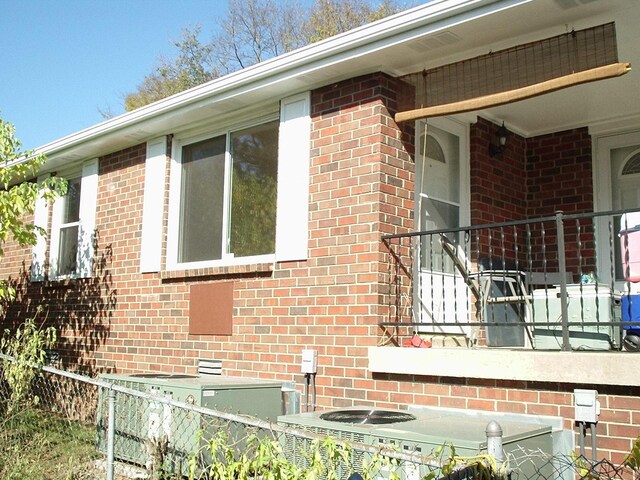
[621,294,640,333]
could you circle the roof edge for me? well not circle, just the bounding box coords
[36,0,521,160]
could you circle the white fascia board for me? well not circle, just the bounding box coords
[37,0,528,165]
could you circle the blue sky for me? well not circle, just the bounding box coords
[0,0,228,150]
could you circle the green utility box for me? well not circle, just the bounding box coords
[97,373,283,471]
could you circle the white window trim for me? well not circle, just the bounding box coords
[166,120,278,272]
[31,174,51,282]
[275,92,311,262]
[140,137,167,273]
[49,159,98,280]
[166,93,311,272]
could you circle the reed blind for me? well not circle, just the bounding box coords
[396,22,624,122]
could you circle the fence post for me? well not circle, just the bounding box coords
[106,386,116,480]
[555,211,571,351]
[486,420,504,473]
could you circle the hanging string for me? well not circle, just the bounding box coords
[418,119,429,228]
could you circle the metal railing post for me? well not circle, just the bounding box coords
[556,211,571,351]
[106,386,116,480]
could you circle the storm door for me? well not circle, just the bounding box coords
[594,130,640,290]
[414,117,470,334]
[610,142,640,287]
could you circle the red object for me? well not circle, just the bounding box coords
[402,335,432,348]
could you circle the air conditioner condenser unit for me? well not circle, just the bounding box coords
[97,373,283,472]
[278,407,553,480]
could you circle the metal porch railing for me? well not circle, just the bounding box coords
[382,209,640,351]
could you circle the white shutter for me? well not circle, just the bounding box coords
[48,187,63,280]
[77,158,99,278]
[140,137,167,273]
[275,92,311,262]
[30,174,50,281]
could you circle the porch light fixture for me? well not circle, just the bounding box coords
[489,122,509,157]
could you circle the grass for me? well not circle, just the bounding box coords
[0,405,99,480]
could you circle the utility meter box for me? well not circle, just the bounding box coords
[574,389,599,423]
[301,349,318,373]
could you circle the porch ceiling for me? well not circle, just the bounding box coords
[382,0,640,137]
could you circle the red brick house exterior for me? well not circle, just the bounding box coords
[3,0,640,467]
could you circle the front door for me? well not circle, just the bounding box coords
[414,117,470,334]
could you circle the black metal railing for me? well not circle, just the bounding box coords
[382,209,640,351]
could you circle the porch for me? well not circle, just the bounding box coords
[379,209,640,353]
[372,2,640,367]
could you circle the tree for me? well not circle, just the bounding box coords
[124,0,413,110]
[0,116,66,411]
[0,117,65,261]
[303,0,399,43]
[213,0,306,74]
[125,26,219,111]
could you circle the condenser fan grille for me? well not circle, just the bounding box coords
[319,410,416,425]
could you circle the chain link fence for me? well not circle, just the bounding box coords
[0,356,637,480]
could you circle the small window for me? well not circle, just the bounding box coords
[48,159,98,279]
[229,122,278,257]
[622,151,640,175]
[179,136,226,263]
[427,136,445,163]
[56,177,82,276]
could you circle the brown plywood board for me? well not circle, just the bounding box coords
[189,281,234,335]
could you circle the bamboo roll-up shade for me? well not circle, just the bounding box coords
[396,62,630,123]
[396,22,620,120]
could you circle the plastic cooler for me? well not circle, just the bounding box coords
[532,284,619,350]
[619,212,640,282]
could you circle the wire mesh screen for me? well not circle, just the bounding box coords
[397,22,618,112]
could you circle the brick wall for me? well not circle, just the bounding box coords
[0,71,414,395]
[298,72,415,405]
[0,75,637,464]
[470,117,528,226]
[526,127,593,218]
[469,118,529,265]
[525,127,595,272]
[470,120,595,272]
[471,120,593,223]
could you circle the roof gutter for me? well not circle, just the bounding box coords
[35,0,529,162]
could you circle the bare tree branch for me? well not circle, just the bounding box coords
[123,0,414,111]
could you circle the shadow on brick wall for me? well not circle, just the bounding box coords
[2,234,116,377]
